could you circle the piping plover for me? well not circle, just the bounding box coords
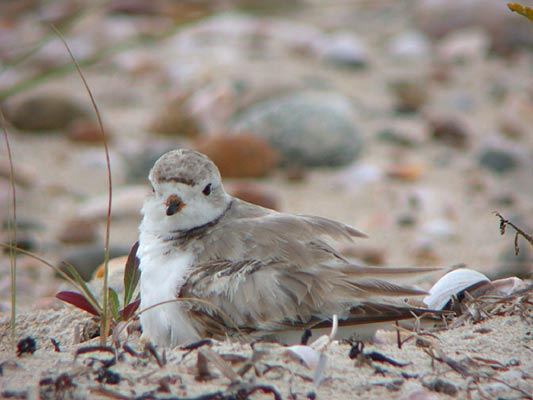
[138,149,439,347]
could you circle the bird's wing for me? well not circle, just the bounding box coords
[179,257,440,338]
[193,198,366,265]
[179,199,442,337]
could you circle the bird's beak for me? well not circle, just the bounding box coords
[165,195,185,216]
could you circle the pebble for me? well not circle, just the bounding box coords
[387,31,431,60]
[389,79,429,113]
[231,91,363,167]
[422,378,458,396]
[478,148,518,174]
[147,92,201,137]
[228,182,281,211]
[428,116,470,149]
[123,142,177,183]
[66,120,107,144]
[59,244,131,282]
[4,93,89,131]
[386,163,424,182]
[57,218,98,244]
[414,0,533,53]
[437,28,490,62]
[420,218,456,241]
[315,32,368,68]
[194,133,279,178]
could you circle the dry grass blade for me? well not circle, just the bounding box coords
[51,25,113,346]
[0,107,17,345]
[199,348,240,382]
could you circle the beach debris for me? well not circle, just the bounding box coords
[349,341,409,367]
[16,337,36,357]
[423,268,528,311]
[285,315,338,386]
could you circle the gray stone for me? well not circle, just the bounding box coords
[479,149,518,174]
[4,93,89,132]
[59,244,130,282]
[231,92,363,167]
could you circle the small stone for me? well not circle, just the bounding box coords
[423,378,458,396]
[57,218,98,244]
[437,28,490,62]
[389,80,429,113]
[228,182,280,211]
[195,134,279,178]
[478,149,518,174]
[148,92,201,137]
[420,219,456,241]
[67,120,107,143]
[387,31,431,59]
[4,93,89,131]
[429,116,469,149]
[60,244,130,281]
[386,163,424,182]
[316,32,368,69]
[232,91,363,167]
[0,160,36,187]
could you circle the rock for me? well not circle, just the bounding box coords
[386,163,424,182]
[231,92,363,167]
[389,79,429,113]
[315,32,368,68]
[422,378,458,397]
[387,31,431,59]
[0,159,36,187]
[67,120,107,143]
[147,91,201,137]
[420,218,456,241]
[195,134,278,178]
[414,0,533,54]
[228,182,281,211]
[429,116,470,149]
[499,94,533,139]
[124,142,177,183]
[4,93,89,131]
[478,148,518,174]
[57,218,98,244]
[59,244,130,282]
[437,28,490,63]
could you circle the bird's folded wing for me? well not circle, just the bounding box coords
[178,258,439,338]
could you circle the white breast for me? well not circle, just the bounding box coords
[138,232,200,346]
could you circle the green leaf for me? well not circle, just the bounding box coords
[108,288,120,322]
[123,241,141,307]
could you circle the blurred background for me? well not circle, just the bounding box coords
[0,0,532,311]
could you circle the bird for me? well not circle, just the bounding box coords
[137,148,441,347]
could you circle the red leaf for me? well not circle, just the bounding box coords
[120,299,140,320]
[56,291,100,316]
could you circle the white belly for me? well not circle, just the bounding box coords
[138,236,200,346]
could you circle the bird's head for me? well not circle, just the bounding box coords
[141,149,231,234]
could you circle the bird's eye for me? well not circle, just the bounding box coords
[202,183,212,196]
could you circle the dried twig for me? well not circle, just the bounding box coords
[494,212,533,255]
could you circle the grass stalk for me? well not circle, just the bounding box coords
[52,25,113,346]
[0,108,17,346]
